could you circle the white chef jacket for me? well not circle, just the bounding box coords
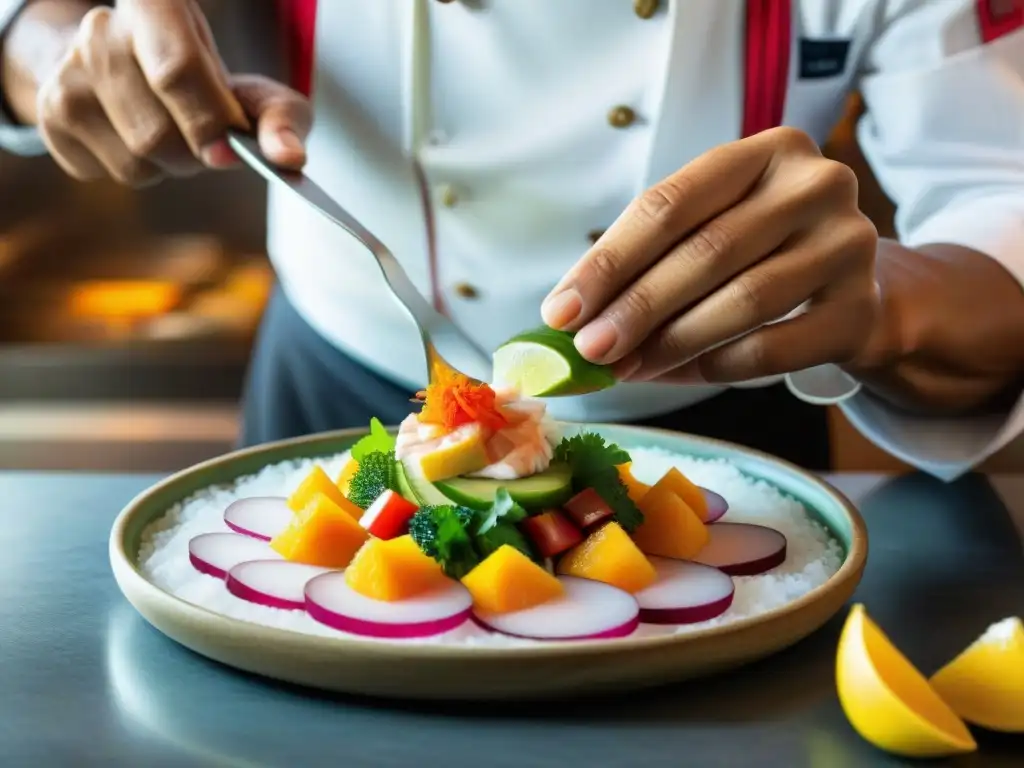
[3,0,1023,480]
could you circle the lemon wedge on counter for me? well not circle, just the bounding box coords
[835,604,977,758]
[929,616,1024,733]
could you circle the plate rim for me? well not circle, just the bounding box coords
[109,422,868,661]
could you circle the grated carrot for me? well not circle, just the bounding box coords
[415,366,507,432]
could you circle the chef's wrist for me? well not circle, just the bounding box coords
[845,239,1024,413]
[1,0,95,126]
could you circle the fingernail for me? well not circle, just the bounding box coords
[267,129,305,158]
[200,140,239,168]
[541,289,582,329]
[575,318,618,362]
[612,352,642,380]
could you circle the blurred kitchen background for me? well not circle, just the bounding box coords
[1,2,1020,475]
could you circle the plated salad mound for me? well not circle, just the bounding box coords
[184,371,793,642]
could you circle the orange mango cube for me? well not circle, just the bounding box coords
[461,545,564,614]
[616,462,652,504]
[556,522,656,593]
[271,492,368,568]
[633,482,709,559]
[336,458,360,497]
[287,465,358,519]
[344,535,449,601]
[651,467,709,522]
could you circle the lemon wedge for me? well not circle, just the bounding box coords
[929,616,1024,733]
[836,604,977,758]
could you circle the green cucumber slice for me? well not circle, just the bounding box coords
[399,458,453,506]
[434,462,573,510]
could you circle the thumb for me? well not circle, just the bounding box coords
[231,75,312,169]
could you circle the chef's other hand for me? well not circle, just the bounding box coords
[35,0,310,186]
[542,127,880,385]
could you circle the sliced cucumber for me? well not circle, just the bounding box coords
[435,462,573,511]
[399,458,452,506]
[394,460,419,505]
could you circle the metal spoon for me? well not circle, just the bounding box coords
[226,130,493,386]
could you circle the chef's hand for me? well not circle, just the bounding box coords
[32,0,310,185]
[542,127,881,384]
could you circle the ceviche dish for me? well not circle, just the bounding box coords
[139,367,843,645]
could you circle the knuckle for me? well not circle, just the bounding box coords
[811,160,859,200]
[124,120,175,159]
[685,219,736,266]
[635,178,687,224]
[619,284,658,323]
[77,6,112,45]
[729,273,767,319]
[583,246,625,285]
[147,53,197,95]
[46,86,95,130]
[836,215,879,267]
[770,126,819,155]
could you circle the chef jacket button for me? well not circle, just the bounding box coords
[453,282,479,299]
[608,105,636,128]
[587,229,605,244]
[633,0,660,19]
[438,184,459,207]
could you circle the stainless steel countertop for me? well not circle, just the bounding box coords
[2,471,1023,767]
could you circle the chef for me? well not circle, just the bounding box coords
[2,0,1022,478]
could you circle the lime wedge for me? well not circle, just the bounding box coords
[492,326,617,397]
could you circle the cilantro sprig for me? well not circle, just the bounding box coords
[554,431,644,532]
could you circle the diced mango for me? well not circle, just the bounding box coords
[556,522,656,593]
[344,535,449,601]
[271,492,368,567]
[616,462,651,504]
[633,482,709,559]
[461,545,564,613]
[651,467,709,521]
[418,426,490,482]
[287,465,357,518]
[336,458,359,497]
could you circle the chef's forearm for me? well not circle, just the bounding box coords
[850,239,1024,413]
[1,0,95,125]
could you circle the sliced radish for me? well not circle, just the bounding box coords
[635,557,734,624]
[223,496,292,540]
[188,532,280,579]
[700,488,729,523]
[305,571,472,639]
[691,522,787,576]
[359,489,418,540]
[473,576,639,641]
[226,560,332,610]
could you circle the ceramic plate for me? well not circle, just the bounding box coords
[109,423,867,701]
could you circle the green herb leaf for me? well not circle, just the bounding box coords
[350,417,395,462]
[472,488,534,560]
[554,431,643,532]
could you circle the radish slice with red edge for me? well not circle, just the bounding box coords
[305,571,472,639]
[188,532,280,579]
[359,489,418,540]
[226,560,332,611]
[473,576,639,641]
[634,557,734,624]
[692,522,787,576]
[700,488,729,523]
[223,497,292,541]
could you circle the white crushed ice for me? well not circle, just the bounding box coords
[138,446,844,647]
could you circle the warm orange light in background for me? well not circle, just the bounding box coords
[68,280,183,319]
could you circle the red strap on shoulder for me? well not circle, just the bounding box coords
[742,0,793,138]
[279,0,319,96]
[976,0,1024,44]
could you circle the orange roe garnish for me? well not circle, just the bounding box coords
[415,366,508,433]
